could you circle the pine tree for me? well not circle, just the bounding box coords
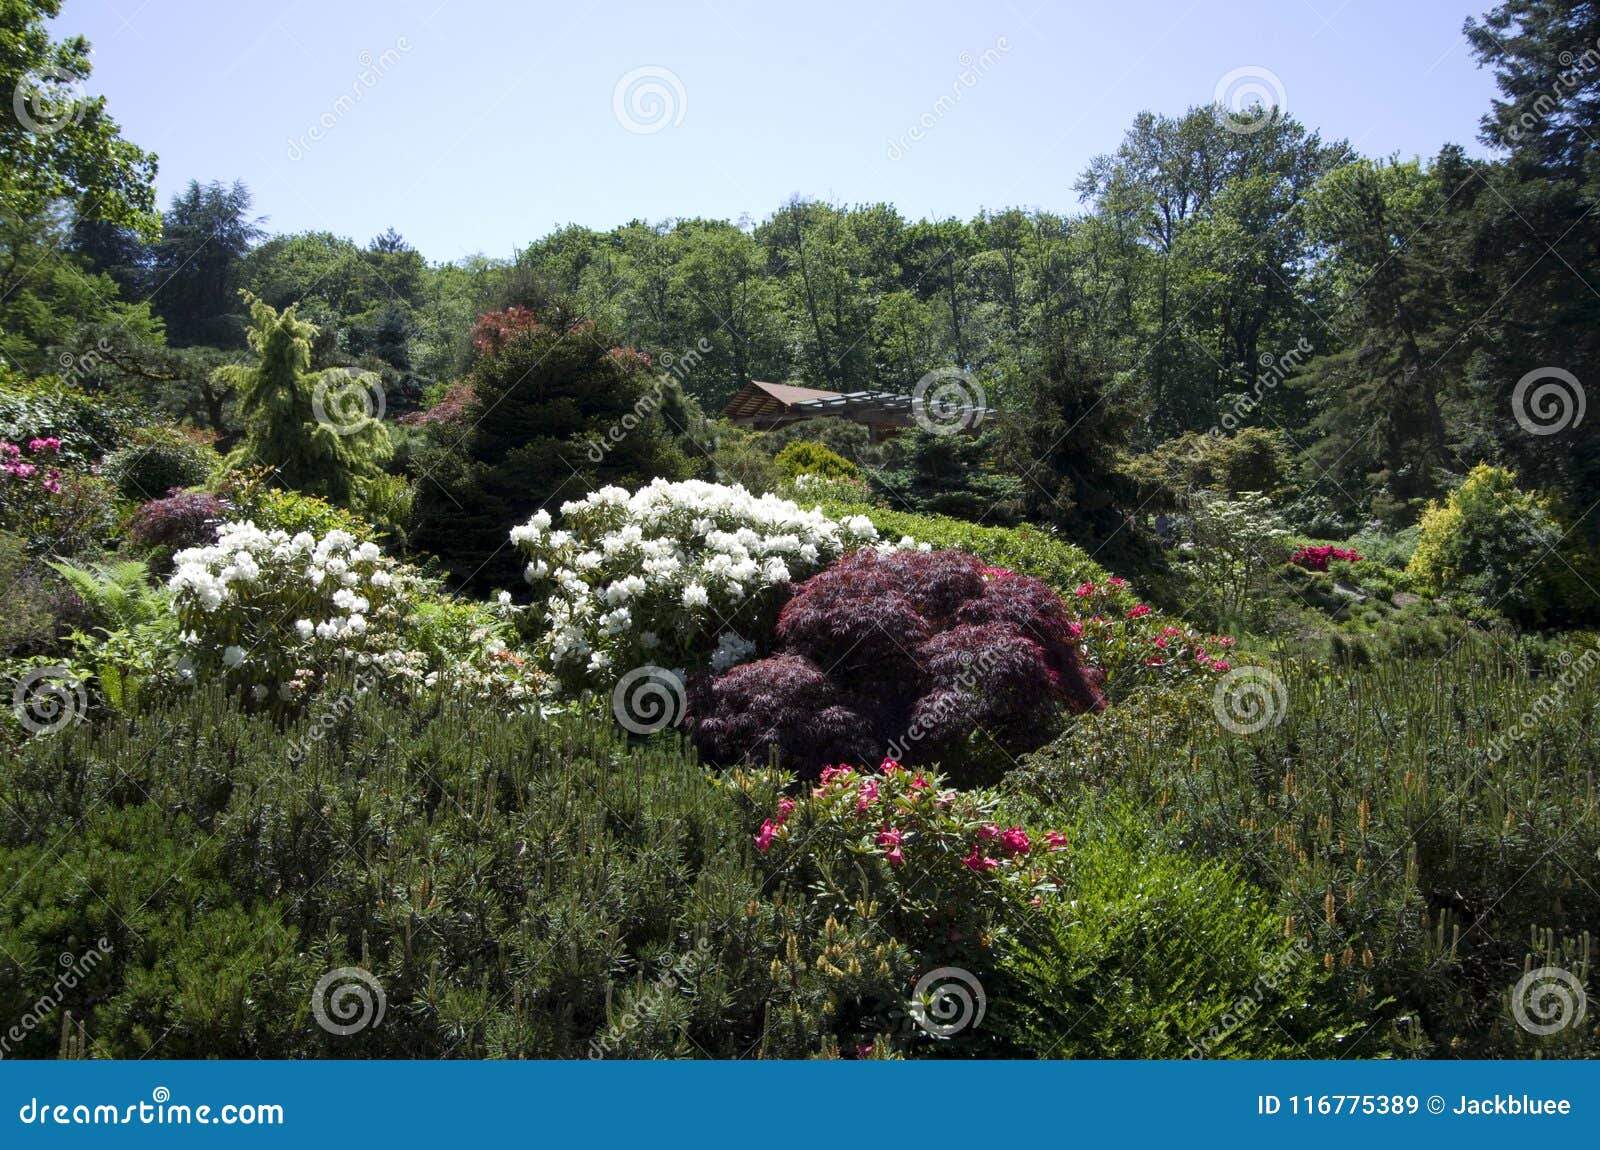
[220,294,391,505]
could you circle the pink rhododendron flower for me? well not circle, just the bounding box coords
[876,826,902,848]
[885,846,904,866]
[1044,831,1069,851]
[776,798,795,823]
[754,819,778,852]
[856,778,880,810]
[977,823,1001,841]
[962,845,999,872]
[1288,545,1363,572]
[999,826,1031,855]
[1127,604,1152,619]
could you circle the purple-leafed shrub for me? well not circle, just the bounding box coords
[688,549,1104,779]
[127,489,227,563]
[689,653,870,767]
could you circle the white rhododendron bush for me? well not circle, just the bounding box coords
[511,479,919,685]
[169,521,539,700]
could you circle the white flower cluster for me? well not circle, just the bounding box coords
[168,521,540,702]
[511,479,912,684]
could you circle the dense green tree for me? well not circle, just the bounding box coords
[1457,0,1600,523]
[672,220,788,404]
[220,295,391,505]
[999,345,1137,547]
[0,0,157,232]
[150,180,263,348]
[1297,158,1461,520]
[409,307,697,589]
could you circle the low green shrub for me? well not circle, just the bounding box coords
[820,500,1113,596]
[995,804,1352,1058]
[216,466,377,540]
[100,426,217,501]
[0,680,1368,1059]
[0,531,64,657]
[1408,464,1600,625]
[0,686,1000,1058]
[745,758,1360,1056]
[773,440,858,481]
[1012,640,1600,1057]
[0,377,137,467]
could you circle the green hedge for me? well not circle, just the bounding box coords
[823,500,1116,595]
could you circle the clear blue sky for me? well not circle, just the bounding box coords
[61,0,1500,261]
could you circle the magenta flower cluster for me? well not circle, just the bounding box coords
[1,438,64,492]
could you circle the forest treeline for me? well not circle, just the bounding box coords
[3,0,1596,545]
